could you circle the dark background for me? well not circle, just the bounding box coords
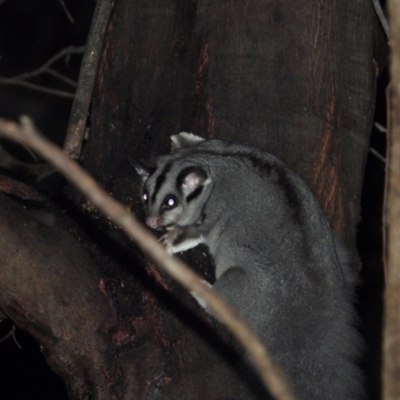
[0,1,386,398]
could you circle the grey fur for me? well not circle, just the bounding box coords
[132,133,363,399]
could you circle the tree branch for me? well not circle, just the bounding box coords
[384,0,400,398]
[371,0,389,38]
[0,322,22,350]
[0,78,75,99]
[57,0,75,24]
[0,116,296,400]
[63,0,114,159]
[5,46,85,81]
[0,324,16,343]
[0,46,84,99]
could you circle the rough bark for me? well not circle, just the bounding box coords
[0,193,116,398]
[0,0,377,399]
[87,0,376,246]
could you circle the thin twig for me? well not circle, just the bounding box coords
[63,0,114,159]
[46,69,78,88]
[57,0,75,23]
[371,0,389,38]
[370,147,386,163]
[12,328,22,349]
[0,323,22,349]
[0,46,84,99]
[374,121,387,133]
[0,78,75,99]
[0,324,16,343]
[346,128,386,162]
[0,117,296,400]
[7,46,85,81]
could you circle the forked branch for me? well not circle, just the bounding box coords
[0,46,84,99]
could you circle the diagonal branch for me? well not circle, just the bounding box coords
[0,78,75,99]
[0,116,296,400]
[371,0,389,38]
[57,0,75,23]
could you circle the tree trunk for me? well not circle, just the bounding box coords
[87,0,377,245]
[0,0,377,399]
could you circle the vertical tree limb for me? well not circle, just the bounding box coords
[383,0,400,398]
[63,0,113,159]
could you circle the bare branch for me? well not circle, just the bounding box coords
[0,142,49,175]
[384,0,400,397]
[7,46,84,81]
[0,78,75,99]
[0,323,22,350]
[0,116,296,400]
[46,68,78,88]
[375,121,388,133]
[369,147,386,163]
[346,128,386,162]
[63,0,114,159]
[371,0,389,38]
[11,328,22,350]
[57,0,75,24]
[0,46,84,98]
[0,324,16,343]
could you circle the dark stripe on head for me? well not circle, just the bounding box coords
[151,162,172,203]
[175,143,306,224]
[176,166,208,192]
[186,186,204,203]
